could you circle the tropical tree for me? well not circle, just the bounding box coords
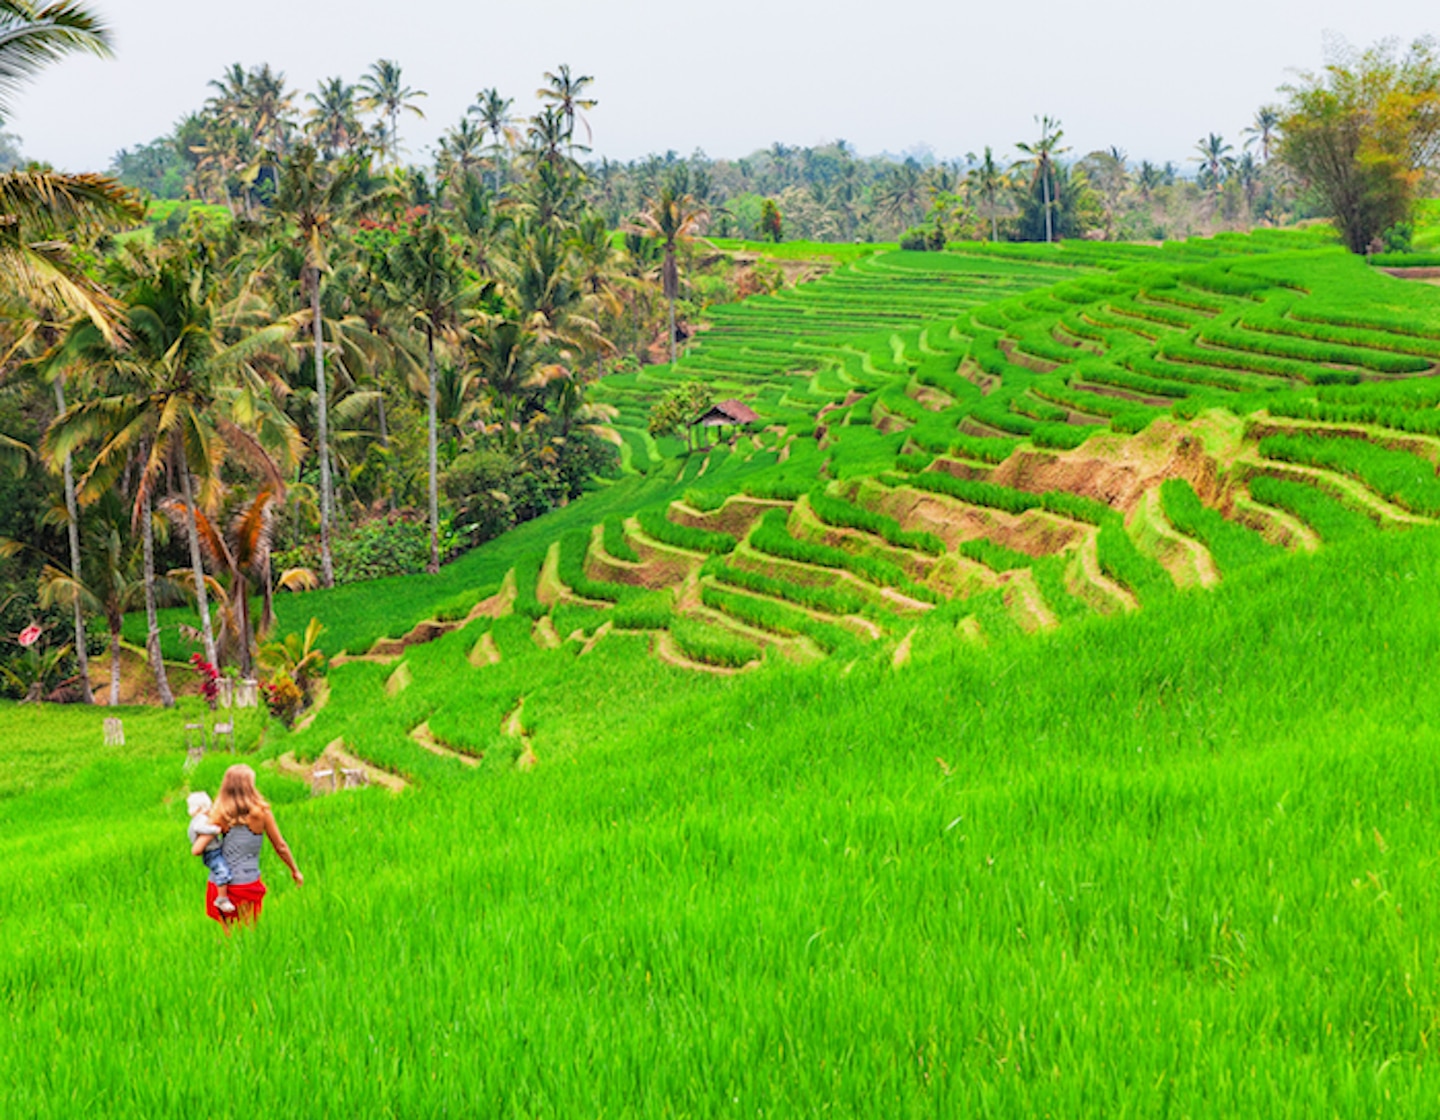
[965,146,1007,241]
[381,212,479,573]
[1279,37,1440,253]
[1244,105,1283,162]
[358,59,426,165]
[874,162,925,231]
[1014,116,1069,243]
[1193,133,1234,194]
[47,253,294,673]
[305,77,362,159]
[269,145,381,588]
[468,87,515,194]
[537,64,596,151]
[630,185,707,364]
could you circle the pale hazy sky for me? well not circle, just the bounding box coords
[8,0,1438,173]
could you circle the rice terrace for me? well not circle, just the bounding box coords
[8,1,1440,1115]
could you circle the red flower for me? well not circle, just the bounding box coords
[17,625,41,648]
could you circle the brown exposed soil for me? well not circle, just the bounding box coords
[997,337,1062,374]
[85,645,203,706]
[986,422,1221,513]
[667,496,792,539]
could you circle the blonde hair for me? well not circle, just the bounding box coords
[211,764,270,829]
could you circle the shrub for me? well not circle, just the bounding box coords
[274,515,430,586]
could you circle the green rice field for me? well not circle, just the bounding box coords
[16,225,1440,1114]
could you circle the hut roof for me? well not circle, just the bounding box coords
[696,399,760,426]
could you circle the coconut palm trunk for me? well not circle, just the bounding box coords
[176,443,218,667]
[52,378,93,704]
[1043,165,1054,244]
[663,247,678,365]
[106,611,121,706]
[425,323,440,574]
[139,477,174,707]
[311,271,336,589]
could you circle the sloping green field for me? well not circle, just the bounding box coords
[17,228,1440,1115]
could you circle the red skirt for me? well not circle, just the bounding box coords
[206,878,267,926]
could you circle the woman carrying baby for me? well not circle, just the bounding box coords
[196,764,304,926]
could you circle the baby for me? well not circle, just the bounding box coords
[187,791,236,915]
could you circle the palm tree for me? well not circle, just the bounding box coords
[305,77,361,159]
[36,491,167,705]
[525,105,579,171]
[629,186,707,364]
[874,162,925,231]
[537,64,596,151]
[0,0,110,112]
[1193,133,1234,194]
[358,59,426,166]
[1243,106,1282,163]
[437,117,487,182]
[47,254,293,672]
[468,88,515,194]
[163,488,278,676]
[1014,115,1069,243]
[380,213,479,573]
[269,145,384,588]
[965,147,1006,242]
[468,314,540,451]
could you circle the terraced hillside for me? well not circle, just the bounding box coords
[24,228,1440,1117]
[231,230,1440,772]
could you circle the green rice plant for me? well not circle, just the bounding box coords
[432,589,481,622]
[1096,519,1173,603]
[700,584,855,654]
[512,551,548,620]
[602,516,640,563]
[1247,476,1376,542]
[1030,422,1092,450]
[682,488,729,514]
[636,508,739,555]
[1160,480,1279,575]
[703,556,868,616]
[669,614,761,667]
[558,530,639,603]
[1257,433,1440,516]
[749,510,941,602]
[742,478,808,501]
[950,433,1021,464]
[959,538,1033,571]
[807,488,945,555]
[612,588,675,630]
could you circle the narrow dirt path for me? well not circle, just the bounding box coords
[409,721,481,767]
[270,739,409,793]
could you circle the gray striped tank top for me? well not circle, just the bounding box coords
[220,824,265,885]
